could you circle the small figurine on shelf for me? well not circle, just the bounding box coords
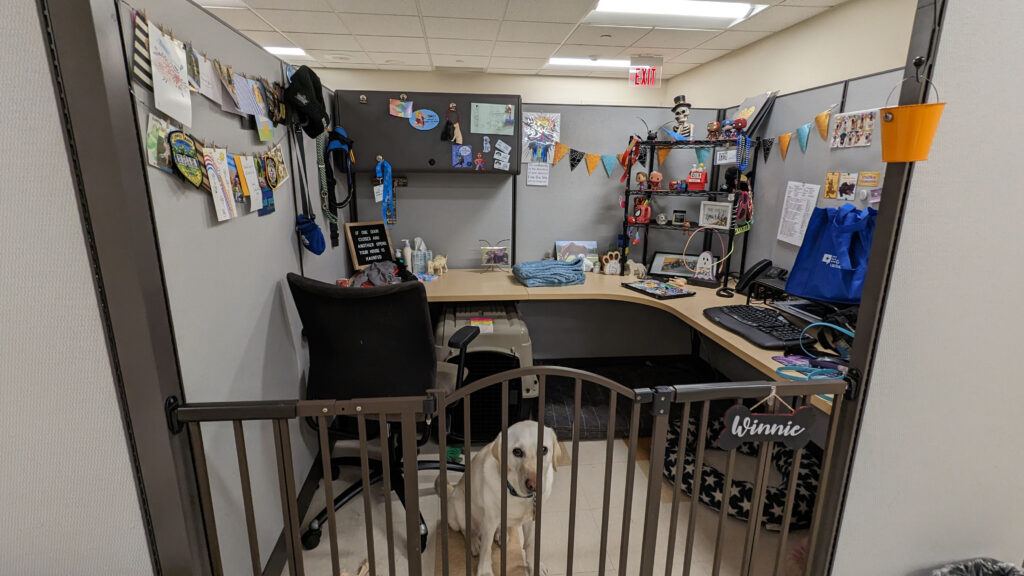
[625,259,647,278]
[635,171,648,190]
[655,212,668,225]
[473,152,485,171]
[649,171,664,190]
[430,254,448,276]
[601,251,622,275]
[669,180,679,190]
[686,163,708,192]
[720,120,736,140]
[733,118,748,134]
[671,95,694,140]
[628,197,651,224]
[707,121,721,141]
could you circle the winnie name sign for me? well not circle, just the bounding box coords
[717,404,818,450]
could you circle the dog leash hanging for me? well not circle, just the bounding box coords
[375,157,395,228]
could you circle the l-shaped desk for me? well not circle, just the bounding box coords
[423,269,834,413]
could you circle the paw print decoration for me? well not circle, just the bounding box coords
[601,251,622,275]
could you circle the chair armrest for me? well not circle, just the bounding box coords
[447,325,480,351]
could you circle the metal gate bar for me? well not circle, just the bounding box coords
[565,377,582,575]
[233,421,262,576]
[664,400,690,576]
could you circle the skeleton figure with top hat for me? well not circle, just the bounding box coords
[671,95,694,140]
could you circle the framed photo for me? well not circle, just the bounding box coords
[481,246,509,266]
[699,201,733,230]
[554,240,598,263]
[672,210,687,226]
[648,251,699,279]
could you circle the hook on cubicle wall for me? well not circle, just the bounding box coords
[359,94,367,104]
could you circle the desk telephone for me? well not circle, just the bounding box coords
[735,259,788,294]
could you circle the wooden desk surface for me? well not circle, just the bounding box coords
[424,269,784,382]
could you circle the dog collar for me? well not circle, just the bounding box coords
[506,481,534,500]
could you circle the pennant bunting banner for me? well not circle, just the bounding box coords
[552,141,570,166]
[657,147,671,167]
[779,132,792,160]
[601,154,617,177]
[695,147,712,166]
[796,122,812,153]
[585,153,601,175]
[569,149,585,171]
[815,109,831,140]
[637,147,648,167]
[762,137,774,162]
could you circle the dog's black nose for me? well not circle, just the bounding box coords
[525,478,536,492]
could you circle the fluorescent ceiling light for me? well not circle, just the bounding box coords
[549,57,631,68]
[264,46,307,57]
[594,0,762,19]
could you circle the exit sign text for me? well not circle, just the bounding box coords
[629,66,660,87]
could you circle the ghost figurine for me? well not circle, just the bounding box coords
[692,250,717,282]
[671,95,694,140]
[483,136,491,153]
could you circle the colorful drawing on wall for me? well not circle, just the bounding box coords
[824,171,839,199]
[168,130,203,188]
[204,147,237,222]
[830,109,876,149]
[837,172,858,200]
[409,109,439,130]
[452,144,473,168]
[470,102,515,135]
[145,113,173,173]
[148,21,191,126]
[522,111,560,164]
[185,43,200,91]
[389,98,413,118]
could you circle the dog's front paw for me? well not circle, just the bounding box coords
[476,564,496,576]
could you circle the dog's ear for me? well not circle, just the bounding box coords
[489,437,502,461]
[552,437,571,470]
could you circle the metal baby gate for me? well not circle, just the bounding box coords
[172,367,846,576]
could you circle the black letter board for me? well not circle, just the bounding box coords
[344,221,394,269]
[333,90,521,175]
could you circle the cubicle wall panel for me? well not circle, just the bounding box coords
[117,1,330,573]
[515,104,718,263]
[334,90,521,174]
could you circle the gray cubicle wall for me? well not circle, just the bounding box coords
[744,69,898,270]
[516,104,718,262]
[118,2,343,574]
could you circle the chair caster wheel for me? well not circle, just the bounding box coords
[301,528,322,550]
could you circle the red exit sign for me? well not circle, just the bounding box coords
[630,66,659,87]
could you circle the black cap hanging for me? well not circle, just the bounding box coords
[284,66,329,138]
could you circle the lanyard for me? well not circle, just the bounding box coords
[375,159,394,227]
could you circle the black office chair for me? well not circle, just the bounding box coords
[286,273,478,551]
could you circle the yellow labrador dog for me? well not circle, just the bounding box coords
[437,420,567,576]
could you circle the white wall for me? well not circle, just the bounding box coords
[832,1,1024,574]
[665,0,917,108]
[315,68,669,106]
[0,1,153,574]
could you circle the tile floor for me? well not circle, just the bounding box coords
[300,440,806,576]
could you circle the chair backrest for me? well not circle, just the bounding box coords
[286,273,436,400]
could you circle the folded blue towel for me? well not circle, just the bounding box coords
[513,258,586,287]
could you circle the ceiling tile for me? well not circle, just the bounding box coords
[497,21,574,43]
[314,62,379,69]
[565,24,650,47]
[208,8,271,31]
[662,62,697,76]
[283,54,317,64]
[424,17,501,41]
[635,28,720,49]
[376,64,432,71]
[489,56,548,69]
[428,38,494,55]
[698,30,769,50]
[538,68,592,77]
[671,48,730,64]
[420,0,505,19]
[491,41,558,58]
[617,45,685,61]
[307,49,373,64]
[432,54,491,68]
[244,0,331,11]
[285,32,361,51]
[782,0,846,5]
[255,9,347,33]
[326,0,417,14]
[504,0,597,23]
[553,44,624,59]
[588,70,627,79]
[367,51,431,65]
[241,30,293,46]
[486,68,538,75]
[337,13,422,36]
[732,6,827,32]
[356,35,426,52]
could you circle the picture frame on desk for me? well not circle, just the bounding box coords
[648,251,698,279]
[699,201,733,230]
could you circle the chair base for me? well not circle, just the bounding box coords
[301,457,466,552]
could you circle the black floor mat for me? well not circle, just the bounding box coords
[536,356,722,440]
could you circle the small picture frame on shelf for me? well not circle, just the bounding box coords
[699,201,733,230]
[672,210,687,226]
[648,251,699,279]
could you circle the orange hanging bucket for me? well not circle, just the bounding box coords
[880,78,945,162]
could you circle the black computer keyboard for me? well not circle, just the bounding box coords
[704,305,816,349]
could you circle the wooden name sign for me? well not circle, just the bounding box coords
[718,405,818,450]
[344,221,394,270]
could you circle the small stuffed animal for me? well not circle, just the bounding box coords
[649,171,664,190]
[625,259,647,278]
[601,251,622,275]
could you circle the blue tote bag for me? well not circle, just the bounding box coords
[785,204,878,304]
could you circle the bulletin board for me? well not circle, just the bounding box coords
[333,90,522,174]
